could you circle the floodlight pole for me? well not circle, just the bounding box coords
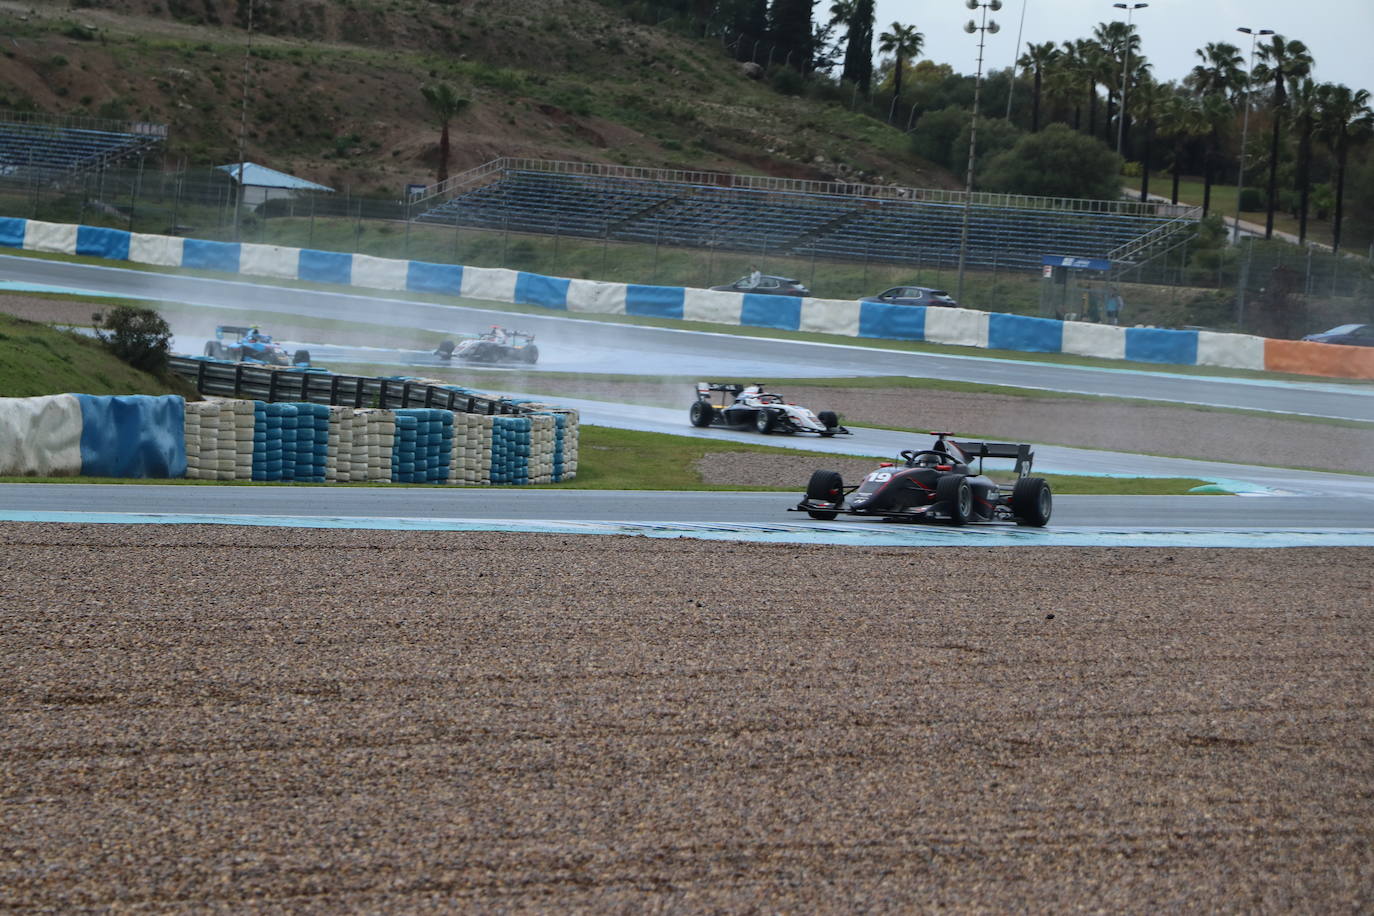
[1232,27,1273,244]
[1113,2,1147,156]
[234,0,255,241]
[1005,0,1029,121]
[956,0,1000,305]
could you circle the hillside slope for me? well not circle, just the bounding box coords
[0,0,955,196]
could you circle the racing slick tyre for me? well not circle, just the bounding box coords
[754,409,775,434]
[292,349,311,366]
[204,341,224,359]
[521,345,539,365]
[817,410,840,434]
[435,340,456,359]
[804,470,844,520]
[688,400,715,428]
[1011,477,1053,527]
[936,475,973,526]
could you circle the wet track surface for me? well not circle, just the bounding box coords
[4,255,1374,543]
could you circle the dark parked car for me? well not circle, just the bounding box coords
[861,286,959,308]
[711,274,810,296]
[1302,324,1374,347]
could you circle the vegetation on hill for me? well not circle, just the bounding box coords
[0,309,194,397]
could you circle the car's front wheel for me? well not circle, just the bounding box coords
[292,349,311,366]
[936,475,972,526]
[1011,477,1052,527]
[805,469,843,520]
[688,400,715,428]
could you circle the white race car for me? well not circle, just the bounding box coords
[687,382,850,436]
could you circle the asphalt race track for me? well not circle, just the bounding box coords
[5,254,1374,421]
[4,254,1374,544]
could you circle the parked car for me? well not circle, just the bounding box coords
[1301,324,1374,347]
[860,286,959,308]
[710,275,810,296]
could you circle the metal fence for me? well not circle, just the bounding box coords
[3,160,1370,336]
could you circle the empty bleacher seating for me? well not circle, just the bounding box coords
[418,162,1197,271]
[0,112,166,185]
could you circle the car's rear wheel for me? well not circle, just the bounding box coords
[204,341,223,359]
[689,400,715,427]
[1011,477,1053,527]
[435,340,455,359]
[805,469,843,520]
[755,409,774,434]
[936,475,972,526]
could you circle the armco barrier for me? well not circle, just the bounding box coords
[4,215,1370,380]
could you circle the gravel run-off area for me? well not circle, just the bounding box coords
[3,524,1372,911]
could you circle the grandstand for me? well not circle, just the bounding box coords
[0,110,167,185]
[412,158,1201,272]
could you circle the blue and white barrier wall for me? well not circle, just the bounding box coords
[0,394,187,478]
[4,215,1367,379]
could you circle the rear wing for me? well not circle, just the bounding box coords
[696,382,747,406]
[950,439,1035,476]
[214,325,255,341]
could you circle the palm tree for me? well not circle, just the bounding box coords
[1157,93,1207,205]
[1315,83,1374,254]
[877,22,923,116]
[1253,35,1313,238]
[1198,92,1234,216]
[1093,20,1139,146]
[420,83,470,186]
[1132,76,1174,201]
[1083,39,1113,141]
[1017,41,1060,132]
[1288,77,1321,245]
[1185,42,1244,100]
[1049,40,1087,130]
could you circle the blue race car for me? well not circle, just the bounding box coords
[204,325,310,366]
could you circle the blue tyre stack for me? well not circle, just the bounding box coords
[278,403,298,482]
[305,403,330,483]
[551,412,566,482]
[392,413,418,482]
[250,401,268,481]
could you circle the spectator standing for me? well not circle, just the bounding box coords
[1106,288,1123,326]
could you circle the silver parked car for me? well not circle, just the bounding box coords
[861,286,959,307]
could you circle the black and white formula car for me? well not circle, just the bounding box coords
[435,326,539,364]
[792,432,1052,526]
[689,382,850,436]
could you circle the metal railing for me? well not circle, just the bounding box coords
[412,156,1187,218]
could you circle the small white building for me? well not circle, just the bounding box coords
[216,161,334,209]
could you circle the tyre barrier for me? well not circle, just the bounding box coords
[181,399,577,484]
[0,394,186,478]
[6,214,1371,379]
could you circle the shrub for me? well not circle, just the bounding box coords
[1238,187,1265,211]
[92,306,172,375]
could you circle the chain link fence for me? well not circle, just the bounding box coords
[2,162,1369,337]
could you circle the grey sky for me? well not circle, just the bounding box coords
[870,0,1372,95]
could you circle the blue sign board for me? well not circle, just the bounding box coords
[1042,255,1112,271]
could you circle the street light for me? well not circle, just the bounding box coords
[1232,26,1274,243]
[1113,2,1147,156]
[955,0,1000,305]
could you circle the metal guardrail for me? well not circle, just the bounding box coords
[168,357,531,415]
[411,156,1186,218]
